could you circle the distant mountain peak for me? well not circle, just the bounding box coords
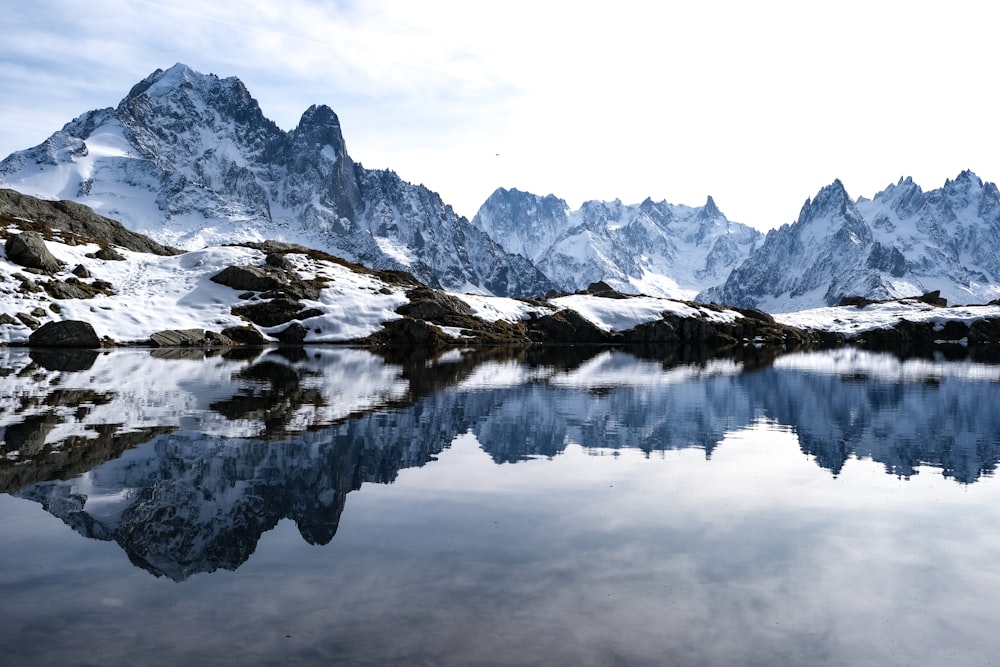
[298,104,341,129]
[0,64,553,297]
[698,195,722,220]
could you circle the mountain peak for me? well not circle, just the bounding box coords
[297,104,341,130]
[125,63,209,100]
[796,179,852,224]
[701,195,721,218]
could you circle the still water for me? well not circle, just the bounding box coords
[2,345,1000,666]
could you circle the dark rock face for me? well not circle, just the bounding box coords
[211,265,286,292]
[0,188,179,256]
[367,318,453,349]
[5,232,62,273]
[221,325,267,345]
[273,322,308,344]
[212,261,322,301]
[28,320,101,347]
[232,298,308,328]
[92,247,125,261]
[396,287,476,324]
[148,329,233,347]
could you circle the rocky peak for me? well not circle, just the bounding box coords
[698,195,722,220]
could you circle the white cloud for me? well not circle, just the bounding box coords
[2,0,998,229]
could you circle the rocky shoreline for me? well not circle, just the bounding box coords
[3,190,1000,359]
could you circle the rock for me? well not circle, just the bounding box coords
[232,298,307,327]
[273,322,308,344]
[213,264,322,301]
[838,296,871,308]
[528,310,609,344]
[220,325,267,345]
[5,232,62,273]
[14,274,42,293]
[211,265,286,292]
[72,264,91,278]
[936,320,969,340]
[16,313,41,330]
[969,318,1000,343]
[0,313,16,325]
[149,329,218,347]
[918,290,947,307]
[397,287,476,324]
[367,318,453,349]
[581,281,630,299]
[28,320,101,347]
[43,280,96,299]
[265,253,292,269]
[0,189,180,256]
[93,247,125,261]
[30,307,47,318]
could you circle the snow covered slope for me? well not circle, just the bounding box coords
[0,64,552,297]
[473,188,762,299]
[701,172,1000,310]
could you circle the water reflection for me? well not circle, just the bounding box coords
[1,346,999,581]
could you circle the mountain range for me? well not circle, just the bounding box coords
[0,64,551,297]
[1,63,999,309]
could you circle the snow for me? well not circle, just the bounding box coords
[0,232,408,345]
[452,293,553,322]
[774,300,1000,337]
[373,235,416,267]
[549,294,742,332]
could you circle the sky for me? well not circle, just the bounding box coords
[1,0,998,231]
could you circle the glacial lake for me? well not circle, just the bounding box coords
[2,345,1000,666]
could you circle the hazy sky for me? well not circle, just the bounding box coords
[2,0,997,230]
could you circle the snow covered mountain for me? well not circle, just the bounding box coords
[701,171,1000,311]
[0,64,552,296]
[472,188,762,299]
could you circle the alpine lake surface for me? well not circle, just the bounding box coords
[3,343,1000,667]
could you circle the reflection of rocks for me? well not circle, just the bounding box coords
[0,427,173,495]
[29,347,100,371]
[210,359,325,437]
[5,346,1000,583]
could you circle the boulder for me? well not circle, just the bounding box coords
[93,247,126,261]
[148,329,235,347]
[221,325,268,345]
[969,318,1000,343]
[5,232,62,273]
[397,287,476,325]
[273,322,309,344]
[232,298,307,327]
[918,291,947,307]
[211,265,286,292]
[28,320,101,347]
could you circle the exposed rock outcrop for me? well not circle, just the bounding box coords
[28,320,101,347]
[5,231,62,273]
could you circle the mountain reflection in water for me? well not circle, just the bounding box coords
[2,345,999,581]
[4,345,1000,666]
